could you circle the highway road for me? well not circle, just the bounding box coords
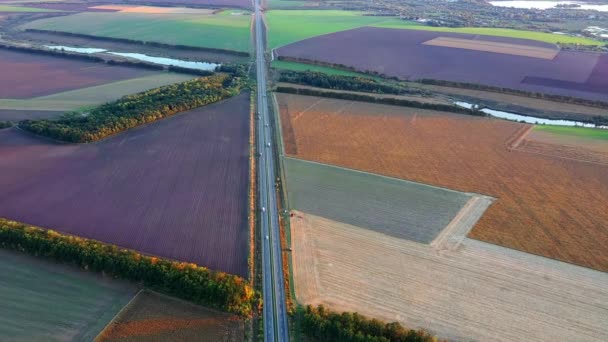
[254,0,290,341]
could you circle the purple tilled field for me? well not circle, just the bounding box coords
[276,27,608,101]
[0,93,250,277]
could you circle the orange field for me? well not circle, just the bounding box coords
[99,291,243,341]
[276,93,608,271]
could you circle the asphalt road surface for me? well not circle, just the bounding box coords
[254,0,290,340]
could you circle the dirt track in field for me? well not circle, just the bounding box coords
[277,93,608,271]
[291,211,608,342]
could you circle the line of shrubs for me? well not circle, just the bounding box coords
[418,78,608,110]
[0,218,260,317]
[0,121,13,129]
[276,86,485,117]
[19,74,243,143]
[300,305,437,342]
[276,56,393,79]
[278,70,424,96]
[106,59,164,71]
[25,29,251,57]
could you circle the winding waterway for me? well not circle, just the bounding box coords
[46,45,219,71]
[454,101,608,128]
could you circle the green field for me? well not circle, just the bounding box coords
[0,249,136,341]
[535,125,608,141]
[283,157,471,243]
[266,10,389,48]
[266,10,602,48]
[21,11,252,52]
[272,60,371,77]
[0,4,59,12]
[373,19,603,46]
[0,73,194,112]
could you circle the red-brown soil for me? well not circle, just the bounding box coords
[99,291,243,341]
[277,93,608,271]
[0,48,158,99]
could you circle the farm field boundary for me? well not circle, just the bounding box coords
[429,195,494,251]
[291,211,608,342]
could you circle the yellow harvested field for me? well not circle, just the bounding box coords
[423,36,558,59]
[90,5,215,14]
[291,210,608,342]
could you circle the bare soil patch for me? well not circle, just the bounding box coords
[422,36,559,59]
[291,211,608,342]
[277,93,608,271]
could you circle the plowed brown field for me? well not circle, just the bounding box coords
[277,93,608,271]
